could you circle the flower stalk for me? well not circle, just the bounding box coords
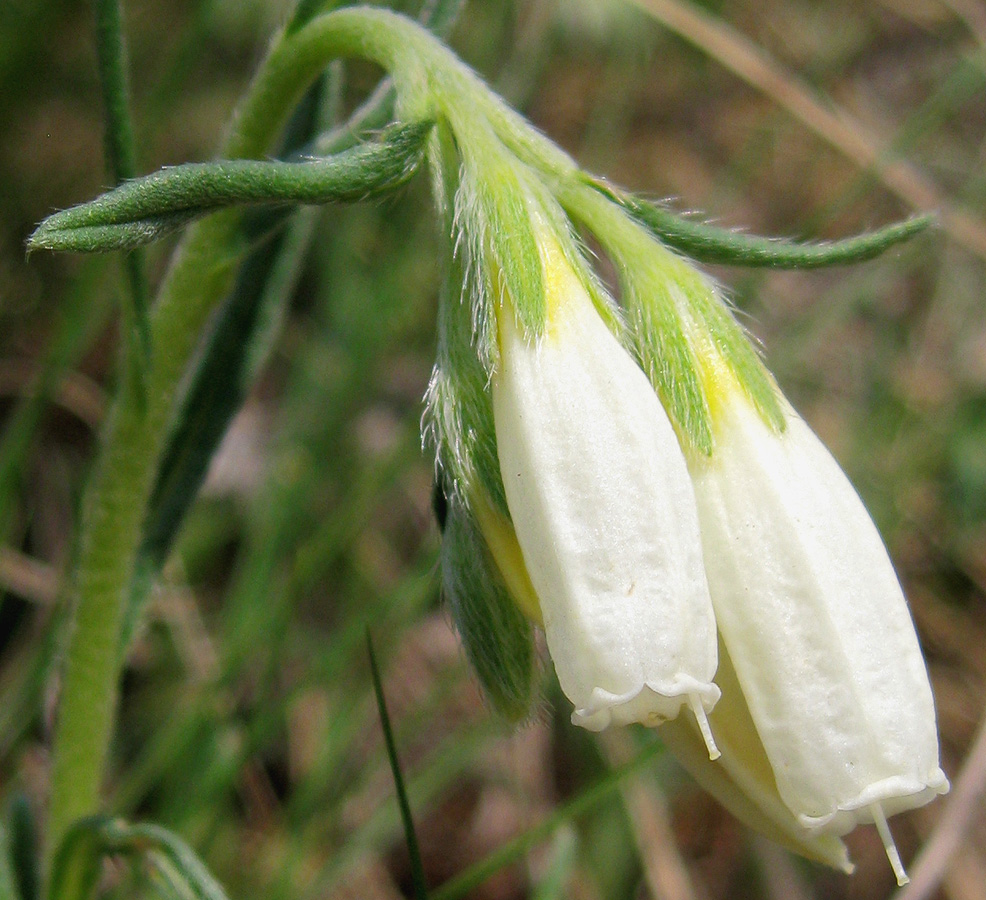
[45,5,441,873]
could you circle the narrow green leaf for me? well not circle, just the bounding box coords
[29,214,198,254]
[48,817,105,900]
[120,78,338,653]
[121,252,152,405]
[50,817,229,900]
[366,630,429,900]
[592,178,935,269]
[138,227,281,561]
[7,798,37,900]
[101,822,230,900]
[0,819,18,900]
[28,122,432,254]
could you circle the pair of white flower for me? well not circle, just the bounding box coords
[490,233,948,881]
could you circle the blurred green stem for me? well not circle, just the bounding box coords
[46,7,571,892]
[43,7,438,887]
[95,0,137,183]
[95,0,151,369]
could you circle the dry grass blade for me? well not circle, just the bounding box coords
[751,837,812,900]
[0,546,60,605]
[629,0,986,260]
[601,732,702,900]
[895,709,986,900]
[0,363,106,428]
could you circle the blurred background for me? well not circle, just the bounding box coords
[2,0,985,898]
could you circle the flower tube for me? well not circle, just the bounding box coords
[691,374,949,883]
[567,193,949,876]
[660,638,854,873]
[491,233,721,751]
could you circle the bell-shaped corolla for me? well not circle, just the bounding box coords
[660,637,854,874]
[490,235,721,754]
[690,379,949,883]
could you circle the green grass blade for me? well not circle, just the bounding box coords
[0,258,111,542]
[366,630,429,900]
[49,817,229,900]
[530,828,578,900]
[0,818,19,900]
[95,0,151,371]
[95,0,138,185]
[6,797,37,900]
[430,738,665,900]
[47,817,105,900]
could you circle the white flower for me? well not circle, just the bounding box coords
[660,640,854,874]
[491,235,720,752]
[689,383,949,883]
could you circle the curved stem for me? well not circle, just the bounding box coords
[44,6,580,886]
[43,6,437,881]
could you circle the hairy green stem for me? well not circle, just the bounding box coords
[44,7,439,883]
[44,5,578,888]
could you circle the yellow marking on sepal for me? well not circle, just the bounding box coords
[471,491,544,626]
[691,332,785,448]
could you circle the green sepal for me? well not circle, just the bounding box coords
[679,267,786,436]
[622,268,715,456]
[480,171,545,339]
[28,121,432,254]
[424,122,510,517]
[627,248,785,454]
[454,147,545,355]
[424,271,509,517]
[562,182,784,455]
[588,176,935,269]
[440,494,537,722]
